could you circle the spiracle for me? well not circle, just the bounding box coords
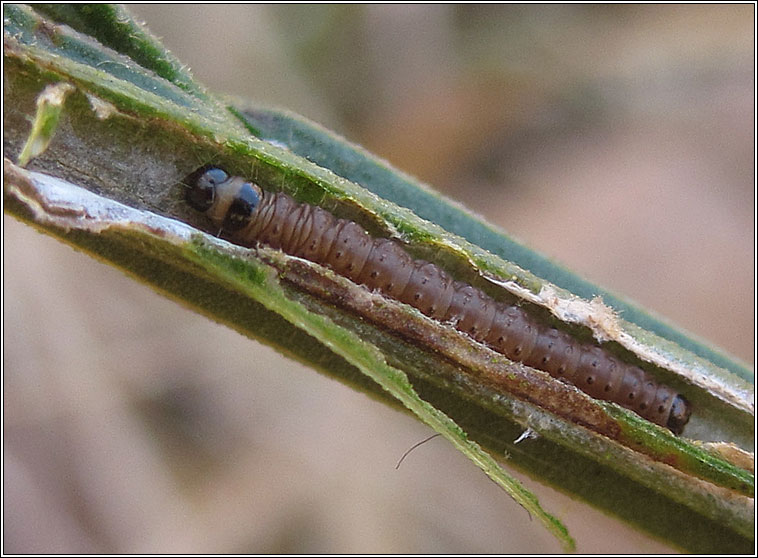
[186,167,691,434]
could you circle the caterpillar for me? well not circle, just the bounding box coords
[185,167,692,434]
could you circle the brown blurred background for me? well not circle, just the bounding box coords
[4,4,754,553]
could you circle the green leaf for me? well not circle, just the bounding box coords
[4,4,753,553]
[232,104,754,385]
[17,81,75,166]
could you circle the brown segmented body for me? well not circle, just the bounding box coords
[186,167,691,434]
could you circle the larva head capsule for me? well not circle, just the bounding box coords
[186,167,263,232]
[186,167,228,212]
[667,394,692,435]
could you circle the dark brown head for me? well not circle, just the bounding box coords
[185,167,263,232]
[666,394,692,435]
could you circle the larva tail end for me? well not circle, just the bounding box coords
[667,395,692,435]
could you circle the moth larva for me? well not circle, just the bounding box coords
[186,167,691,434]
